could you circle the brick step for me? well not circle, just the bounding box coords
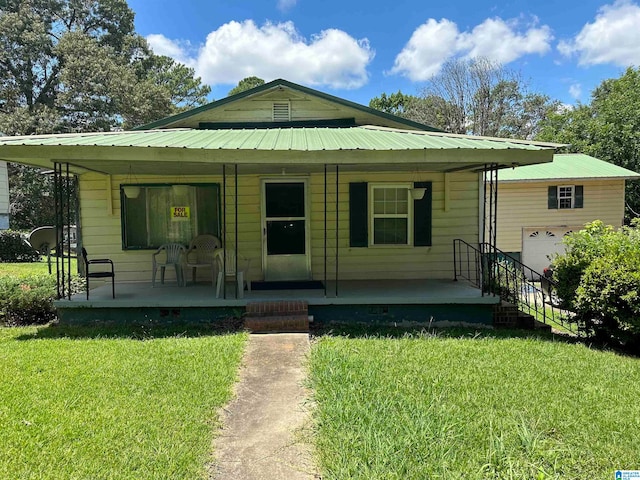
[245,300,308,317]
[514,312,535,329]
[244,314,310,333]
[533,319,553,332]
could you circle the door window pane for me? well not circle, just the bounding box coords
[266,183,305,218]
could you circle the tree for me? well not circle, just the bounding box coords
[551,220,640,349]
[537,67,640,219]
[0,0,212,229]
[228,76,265,96]
[369,91,418,116]
[7,163,56,229]
[136,54,211,113]
[0,0,211,134]
[370,58,558,138]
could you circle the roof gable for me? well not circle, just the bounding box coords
[134,79,440,132]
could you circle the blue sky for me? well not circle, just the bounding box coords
[127,0,640,108]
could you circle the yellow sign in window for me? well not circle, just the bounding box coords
[171,206,190,221]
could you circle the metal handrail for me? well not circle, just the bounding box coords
[453,239,575,332]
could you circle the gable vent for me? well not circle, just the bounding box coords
[272,102,291,122]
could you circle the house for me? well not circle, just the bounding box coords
[0,79,561,327]
[496,153,640,274]
[0,161,8,229]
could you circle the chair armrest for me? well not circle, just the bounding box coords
[184,248,196,263]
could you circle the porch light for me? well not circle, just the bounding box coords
[123,186,141,199]
[410,187,426,200]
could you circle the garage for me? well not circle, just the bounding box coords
[522,227,580,277]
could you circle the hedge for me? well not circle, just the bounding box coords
[0,230,40,263]
[0,273,84,326]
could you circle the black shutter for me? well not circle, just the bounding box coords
[349,182,368,247]
[413,181,432,246]
[548,186,558,209]
[575,185,583,208]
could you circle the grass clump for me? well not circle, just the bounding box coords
[0,326,246,479]
[309,330,640,479]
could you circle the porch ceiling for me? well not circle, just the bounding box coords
[0,125,561,175]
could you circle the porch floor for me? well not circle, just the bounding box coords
[55,279,498,309]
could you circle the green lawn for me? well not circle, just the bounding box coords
[309,330,640,479]
[0,258,78,277]
[0,325,246,479]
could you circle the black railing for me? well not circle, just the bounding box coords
[453,239,575,333]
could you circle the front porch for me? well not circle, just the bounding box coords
[55,279,499,327]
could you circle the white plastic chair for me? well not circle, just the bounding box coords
[214,249,250,298]
[184,235,221,286]
[152,243,186,287]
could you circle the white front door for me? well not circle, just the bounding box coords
[261,179,311,281]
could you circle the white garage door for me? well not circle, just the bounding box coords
[522,227,578,277]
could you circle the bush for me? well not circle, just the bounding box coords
[0,230,40,263]
[551,220,640,348]
[0,273,84,326]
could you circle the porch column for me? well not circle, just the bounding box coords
[53,162,73,300]
[335,164,339,297]
[234,164,239,299]
[222,164,227,299]
[324,164,327,297]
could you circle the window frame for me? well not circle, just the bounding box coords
[120,183,221,250]
[557,185,574,209]
[369,183,413,246]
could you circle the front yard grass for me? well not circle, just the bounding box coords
[309,330,640,479]
[0,325,246,479]
[0,258,78,277]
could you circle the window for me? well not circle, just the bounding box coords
[558,186,573,209]
[370,184,411,245]
[121,184,220,249]
[548,185,583,209]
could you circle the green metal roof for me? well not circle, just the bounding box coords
[0,126,560,175]
[0,126,556,151]
[498,153,640,182]
[134,79,442,132]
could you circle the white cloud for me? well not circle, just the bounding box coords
[146,34,195,67]
[146,20,374,89]
[277,0,297,12]
[558,0,640,66]
[388,19,460,81]
[390,17,553,81]
[569,83,582,99]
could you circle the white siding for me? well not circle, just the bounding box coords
[496,179,626,253]
[79,170,479,284]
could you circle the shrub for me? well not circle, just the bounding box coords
[551,220,640,348]
[0,273,84,326]
[0,230,40,263]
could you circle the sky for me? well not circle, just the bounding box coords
[127,0,640,108]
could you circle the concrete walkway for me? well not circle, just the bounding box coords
[210,333,319,480]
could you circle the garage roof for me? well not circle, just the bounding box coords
[498,153,640,182]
